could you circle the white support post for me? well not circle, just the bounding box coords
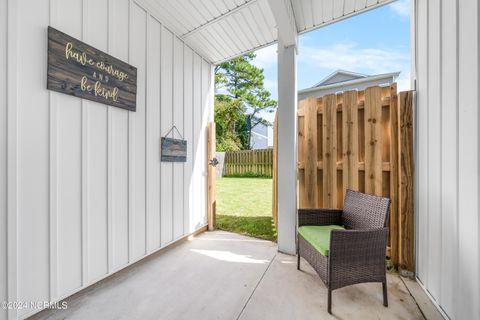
[268,0,298,254]
[276,44,298,254]
[276,39,297,254]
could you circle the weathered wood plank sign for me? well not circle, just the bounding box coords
[47,26,137,111]
[161,138,187,162]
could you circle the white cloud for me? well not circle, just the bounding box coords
[389,0,410,18]
[396,70,412,91]
[251,44,277,70]
[300,41,409,76]
[263,79,277,92]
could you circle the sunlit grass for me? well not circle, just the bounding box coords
[216,177,276,241]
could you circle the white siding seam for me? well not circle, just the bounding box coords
[413,0,418,280]
[438,0,443,305]
[145,14,151,254]
[144,11,149,257]
[454,3,460,318]
[414,0,420,280]
[171,34,175,243]
[478,2,480,318]
[106,0,112,274]
[158,24,162,249]
[0,0,7,318]
[200,60,204,225]
[424,0,430,293]
[48,0,59,302]
[7,0,19,317]
[182,44,186,235]
[81,0,89,287]
[189,48,194,234]
[106,0,113,274]
[128,0,133,265]
[187,48,193,233]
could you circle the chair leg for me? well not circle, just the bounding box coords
[297,242,300,270]
[327,289,332,314]
[382,281,388,307]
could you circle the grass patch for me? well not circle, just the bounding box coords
[216,215,276,241]
[216,177,276,241]
[224,171,272,178]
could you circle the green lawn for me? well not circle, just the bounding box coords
[216,177,276,241]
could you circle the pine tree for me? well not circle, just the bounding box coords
[214,53,277,150]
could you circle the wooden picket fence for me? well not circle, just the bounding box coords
[272,84,414,272]
[223,149,273,177]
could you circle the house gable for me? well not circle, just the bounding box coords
[315,70,368,87]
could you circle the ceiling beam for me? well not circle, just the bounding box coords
[266,0,297,48]
[181,0,258,40]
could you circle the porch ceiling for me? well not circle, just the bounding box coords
[137,0,396,64]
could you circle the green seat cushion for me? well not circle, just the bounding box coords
[298,225,345,256]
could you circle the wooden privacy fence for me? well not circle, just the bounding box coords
[297,84,414,271]
[272,84,414,272]
[223,149,273,177]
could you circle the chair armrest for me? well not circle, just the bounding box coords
[328,228,389,289]
[329,228,389,259]
[298,208,343,227]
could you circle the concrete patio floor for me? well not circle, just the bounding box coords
[30,231,442,320]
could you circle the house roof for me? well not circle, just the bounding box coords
[313,70,370,87]
[136,0,397,64]
[298,71,401,94]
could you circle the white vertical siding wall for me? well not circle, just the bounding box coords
[5,0,212,318]
[0,1,7,320]
[414,0,480,319]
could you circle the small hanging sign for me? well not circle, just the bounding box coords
[161,126,187,162]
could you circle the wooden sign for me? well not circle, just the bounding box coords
[161,138,187,162]
[47,26,137,111]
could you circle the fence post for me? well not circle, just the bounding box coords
[342,90,359,193]
[323,94,337,208]
[398,91,415,273]
[364,86,383,195]
[389,84,400,267]
[304,97,318,208]
[298,100,306,207]
[207,122,216,231]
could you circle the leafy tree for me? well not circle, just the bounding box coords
[214,96,243,151]
[214,53,276,150]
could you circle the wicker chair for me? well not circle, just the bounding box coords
[297,189,391,314]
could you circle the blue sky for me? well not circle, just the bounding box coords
[251,0,411,144]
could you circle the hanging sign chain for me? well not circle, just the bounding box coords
[163,125,184,140]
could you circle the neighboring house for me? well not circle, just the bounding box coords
[298,70,400,101]
[249,117,269,149]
